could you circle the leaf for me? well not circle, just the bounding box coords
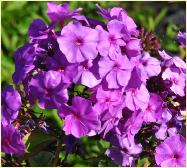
[1,27,10,50]
[1,56,14,85]
[154,8,168,28]
[137,157,151,167]
[29,151,54,167]
[99,139,110,149]
[74,84,86,93]
[32,103,63,128]
[5,2,27,11]
[23,130,56,153]
[97,140,110,153]
[148,17,155,31]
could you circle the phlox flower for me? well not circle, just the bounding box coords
[2,124,25,154]
[58,96,99,138]
[29,70,68,109]
[155,134,186,167]
[98,53,132,89]
[162,68,185,96]
[1,85,22,125]
[96,19,127,57]
[57,21,99,63]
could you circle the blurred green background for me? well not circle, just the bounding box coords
[1,1,186,89]
[1,2,186,167]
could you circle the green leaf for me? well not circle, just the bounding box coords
[1,27,10,50]
[154,8,168,28]
[1,55,14,85]
[32,103,63,128]
[148,17,155,31]
[97,140,110,153]
[5,2,27,11]
[23,130,56,153]
[99,139,110,149]
[29,151,54,167]
[74,84,86,93]
[137,157,151,167]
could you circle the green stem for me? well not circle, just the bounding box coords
[52,140,62,167]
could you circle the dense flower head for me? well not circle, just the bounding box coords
[2,2,186,167]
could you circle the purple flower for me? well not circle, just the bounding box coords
[125,84,150,111]
[98,53,132,89]
[96,20,127,57]
[143,93,163,123]
[57,21,99,63]
[1,85,22,125]
[177,31,186,47]
[121,110,143,137]
[58,96,99,138]
[159,50,186,74]
[29,70,68,109]
[94,85,124,114]
[109,7,138,35]
[96,4,138,35]
[12,44,36,84]
[1,124,25,154]
[131,51,161,82]
[125,38,142,57]
[106,147,135,166]
[73,59,101,88]
[45,49,78,84]
[162,68,185,96]
[96,3,111,20]
[155,123,177,141]
[155,134,186,167]
[47,2,82,24]
[99,106,123,137]
[28,19,49,40]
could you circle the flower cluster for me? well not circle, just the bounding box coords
[1,2,186,167]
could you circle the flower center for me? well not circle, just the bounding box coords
[83,64,89,71]
[74,112,81,119]
[173,78,179,85]
[109,35,116,44]
[131,89,137,96]
[76,37,84,46]
[59,66,65,72]
[172,154,179,160]
[113,62,120,71]
[105,97,111,104]
[146,104,152,112]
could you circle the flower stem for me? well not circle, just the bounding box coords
[52,140,62,167]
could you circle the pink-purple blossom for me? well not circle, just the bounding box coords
[155,134,186,167]
[98,53,132,89]
[57,21,99,63]
[58,96,99,138]
[96,20,127,57]
[2,124,25,154]
[1,85,22,125]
